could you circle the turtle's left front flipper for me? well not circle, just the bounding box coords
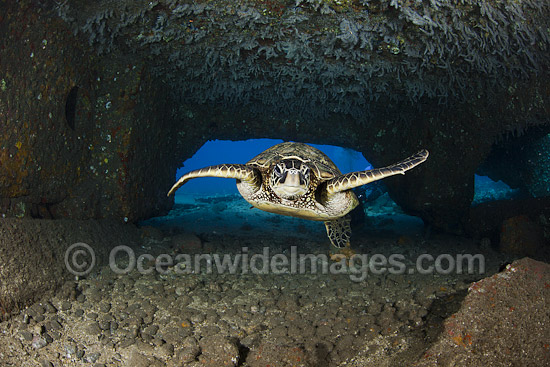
[325,215,352,248]
[326,149,429,194]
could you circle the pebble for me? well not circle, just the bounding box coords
[84,352,101,363]
[209,293,222,302]
[44,302,57,313]
[176,336,200,363]
[199,335,240,366]
[64,342,78,358]
[205,310,220,323]
[271,325,288,338]
[46,319,62,331]
[143,324,159,336]
[162,342,174,356]
[33,314,45,322]
[32,324,44,335]
[110,321,119,332]
[127,317,143,328]
[190,312,205,324]
[201,325,221,336]
[86,322,102,335]
[87,289,103,303]
[178,295,193,306]
[126,326,139,339]
[119,338,136,348]
[98,320,111,330]
[19,330,33,341]
[142,288,153,297]
[126,348,151,367]
[169,286,183,297]
[43,333,54,344]
[31,335,47,349]
[134,309,147,319]
[31,304,46,315]
[224,306,237,317]
[127,303,140,313]
[143,314,154,325]
[240,333,260,348]
[99,303,111,313]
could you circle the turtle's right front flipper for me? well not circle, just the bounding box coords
[167,164,261,196]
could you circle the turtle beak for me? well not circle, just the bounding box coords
[274,171,308,199]
[283,171,302,187]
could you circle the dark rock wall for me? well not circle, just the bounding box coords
[0,1,178,221]
[1,0,549,233]
[0,0,92,218]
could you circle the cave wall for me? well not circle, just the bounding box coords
[1,0,549,234]
[0,0,178,222]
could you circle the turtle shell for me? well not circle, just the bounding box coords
[246,142,341,180]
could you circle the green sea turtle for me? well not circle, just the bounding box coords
[168,142,428,248]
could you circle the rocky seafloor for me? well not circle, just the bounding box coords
[0,194,548,366]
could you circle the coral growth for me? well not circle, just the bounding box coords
[55,0,550,121]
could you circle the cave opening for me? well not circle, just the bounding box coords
[473,127,550,205]
[142,139,424,239]
[472,174,520,206]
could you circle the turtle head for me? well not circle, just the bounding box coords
[270,159,310,200]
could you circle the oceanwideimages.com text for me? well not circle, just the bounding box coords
[65,243,485,282]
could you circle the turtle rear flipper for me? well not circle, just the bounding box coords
[324,215,352,248]
[326,149,428,195]
[167,164,261,196]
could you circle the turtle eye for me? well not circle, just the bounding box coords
[273,164,284,177]
[299,165,310,184]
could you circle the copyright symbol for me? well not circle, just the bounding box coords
[65,242,96,276]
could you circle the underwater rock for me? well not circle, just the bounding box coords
[467,197,550,248]
[175,336,201,363]
[198,335,240,366]
[247,341,312,367]
[31,335,48,350]
[413,257,550,366]
[120,345,162,367]
[499,215,545,257]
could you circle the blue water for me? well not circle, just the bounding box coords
[473,174,519,205]
[175,139,370,195]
